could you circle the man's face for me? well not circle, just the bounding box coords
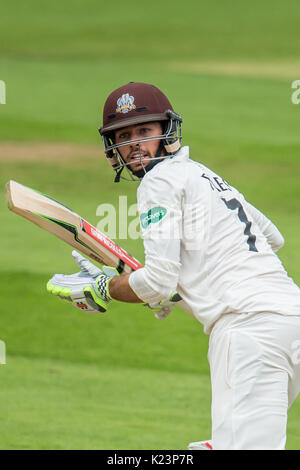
[114,122,163,173]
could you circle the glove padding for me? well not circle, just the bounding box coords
[146,292,179,320]
[47,250,119,313]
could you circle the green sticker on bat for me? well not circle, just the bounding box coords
[140,206,167,229]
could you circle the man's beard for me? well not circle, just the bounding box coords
[128,141,166,178]
[130,156,164,178]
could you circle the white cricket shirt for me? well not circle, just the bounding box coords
[129,146,300,333]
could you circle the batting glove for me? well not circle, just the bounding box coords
[146,292,181,320]
[47,250,119,313]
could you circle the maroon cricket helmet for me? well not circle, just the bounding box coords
[99,82,175,135]
[98,82,182,182]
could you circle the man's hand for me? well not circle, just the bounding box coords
[47,250,119,313]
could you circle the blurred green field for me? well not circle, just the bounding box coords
[1,0,300,450]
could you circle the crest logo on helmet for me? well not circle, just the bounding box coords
[116,94,136,114]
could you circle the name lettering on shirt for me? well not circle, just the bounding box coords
[201,173,232,192]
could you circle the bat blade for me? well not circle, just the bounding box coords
[5,180,143,274]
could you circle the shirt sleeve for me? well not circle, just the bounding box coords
[129,164,185,303]
[245,202,285,252]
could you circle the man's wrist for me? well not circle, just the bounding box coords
[108,273,143,303]
[107,274,121,300]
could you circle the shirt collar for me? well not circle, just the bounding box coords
[174,145,189,160]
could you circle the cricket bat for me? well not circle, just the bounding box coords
[5,180,183,305]
[5,180,143,274]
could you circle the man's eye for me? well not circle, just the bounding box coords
[118,133,129,140]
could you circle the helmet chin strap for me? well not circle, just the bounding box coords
[114,165,125,183]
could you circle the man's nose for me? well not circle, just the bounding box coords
[130,135,144,148]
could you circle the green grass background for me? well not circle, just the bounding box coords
[0,0,300,450]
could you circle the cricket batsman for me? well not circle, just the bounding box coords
[48,82,300,450]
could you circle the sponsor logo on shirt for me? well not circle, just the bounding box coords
[140,206,167,229]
